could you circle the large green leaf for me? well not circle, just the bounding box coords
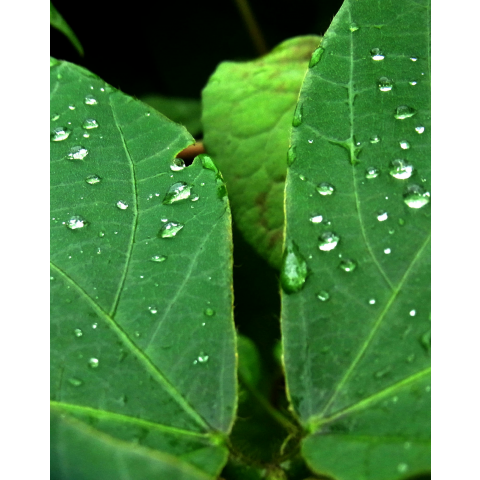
[202,36,322,269]
[280,1,431,479]
[50,59,236,479]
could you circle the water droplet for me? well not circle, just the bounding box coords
[409,80,418,86]
[409,309,416,316]
[369,299,376,305]
[92,323,98,329]
[84,95,98,105]
[170,158,185,171]
[397,463,409,473]
[316,182,335,196]
[365,166,380,179]
[280,240,308,294]
[349,22,359,32]
[88,358,99,368]
[370,48,385,61]
[74,328,83,337]
[317,290,330,302]
[163,182,192,204]
[286,145,297,166]
[319,232,340,251]
[204,308,215,316]
[309,214,323,225]
[339,259,356,272]
[148,306,158,314]
[410,56,418,62]
[378,76,392,92]
[399,140,410,150]
[398,218,405,226]
[68,105,76,110]
[116,200,129,210]
[158,221,184,238]
[66,215,88,230]
[299,174,306,181]
[389,228,395,234]
[50,276,55,281]
[415,125,425,134]
[85,175,101,185]
[68,377,83,387]
[309,46,324,68]
[419,330,431,352]
[82,118,99,129]
[292,102,303,127]
[384,248,391,254]
[99,231,105,238]
[193,352,209,364]
[151,255,167,263]
[369,135,381,144]
[389,159,414,179]
[377,211,388,222]
[191,194,199,202]
[394,105,417,120]
[51,127,72,142]
[403,184,430,209]
[51,113,60,121]
[67,145,89,161]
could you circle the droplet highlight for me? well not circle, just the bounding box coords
[339,259,356,272]
[310,214,323,224]
[88,358,99,368]
[403,185,430,209]
[377,211,388,222]
[317,290,330,302]
[84,95,98,105]
[394,105,417,120]
[163,182,192,204]
[66,215,88,230]
[370,48,385,61]
[365,166,380,179]
[415,125,425,134]
[316,182,335,196]
[378,77,392,92]
[82,118,99,129]
[280,240,308,294]
[67,146,89,161]
[151,255,167,263]
[318,232,340,251]
[389,159,414,179]
[51,127,72,142]
[85,175,101,185]
[170,158,185,171]
[158,221,184,238]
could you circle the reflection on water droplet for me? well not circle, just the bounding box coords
[349,22,359,32]
[377,211,388,222]
[68,105,76,110]
[409,80,418,86]
[68,377,83,387]
[394,105,416,120]
[415,125,425,134]
[148,306,158,314]
[66,215,88,230]
[309,46,324,68]
[84,95,98,105]
[193,353,209,365]
[51,113,60,121]
[280,240,308,294]
[74,328,83,337]
[316,182,335,196]
[204,308,215,316]
[82,118,99,129]
[51,127,72,142]
[399,140,410,150]
[384,248,391,254]
[389,159,413,179]
[410,56,418,62]
[310,214,323,224]
[287,145,297,166]
[369,299,376,305]
[397,463,409,473]
[170,158,185,171]
[92,323,98,329]
[151,255,167,263]
[163,182,192,204]
[67,146,89,160]
[370,135,381,144]
[339,259,356,272]
[378,77,392,92]
[116,200,129,210]
[158,221,184,238]
[88,358,99,369]
[370,48,384,61]
[409,310,416,316]
[365,167,380,179]
[307,139,314,144]
[85,175,101,185]
[317,290,330,302]
[404,185,430,209]
[292,102,303,127]
[319,232,340,251]
[191,194,199,202]
[99,231,105,238]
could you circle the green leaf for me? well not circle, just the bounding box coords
[281,1,431,479]
[50,59,236,479]
[50,2,84,56]
[202,36,322,269]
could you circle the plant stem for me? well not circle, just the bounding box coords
[233,0,268,55]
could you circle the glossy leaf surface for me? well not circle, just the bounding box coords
[50,59,236,479]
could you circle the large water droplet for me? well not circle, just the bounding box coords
[377,211,388,221]
[66,215,88,230]
[365,166,380,179]
[415,125,425,134]
[67,146,89,160]
[163,182,192,204]
[204,308,215,317]
[339,259,356,272]
[84,95,98,105]
[370,135,381,144]
[403,185,430,209]
[317,290,330,302]
[310,214,323,224]
[309,46,324,68]
[394,105,416,120]
[151,255,167,263]
[88,358,99,368]
[74,328,83,337]
[318,232,340,251]
[292,102,303,127]
[85,175,101,185]
[280,240,308,294]
[158,221,184,238]
[68,377,83,387]
[51,127,72,142]
[316,182,335,196]
[287,146,297,166]
[82,118,99,129]
[370,48,384,61]
[170,158,185,171]
[389,159,414,179]
[116,200,129,210]
[378,77,392,92]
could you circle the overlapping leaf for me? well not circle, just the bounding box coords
[280,1,431,479]
[50,59,236,479]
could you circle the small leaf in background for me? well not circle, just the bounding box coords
[50,59,236,479]
[50,2,84,56]
[281,0,431,479]
[202,36,322,269]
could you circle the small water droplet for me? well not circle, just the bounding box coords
[384,248,391,254]
[88,358,99,368]
[307,139,314,144]
[398,218,405,226]
[163,182,192,204]
[310,214,323,224]
[66,215,88,230]
[299,174,306,181]
[415,125,425,134]
[403,184,430,209]
[151,255,167,263]
[170,158,185,171]
[309,46,324,68]
[193,353,209,364]
[116,200,129,210]
[50,276,55,281]
[370,48,384,61]
[99,231,105,238]
[68,377,83,387]
[92,323,98,329]
[394,105,416,120]
[292,102,303,127]
[409,309,416,316]
[377,211,388,222]
[67,145,89,161]
[145,112,151,117]
[349,22,359,32]
[191,194,199,202]
[158,221,184,238]
[287,146,296,166]
[280,240,308,294]
[397,463,409,473]
[316,182,335,196]
[85,175,101,185]
[339,259,356,272]
[68,105,76,110]
[389,159,414,179]
[365,166,380,179]
[378,77,392,92]
[204,308,215,316]
[319,232,340,251]
[410,56,418,62]
[51,127,72,142]
[82,118,99,129]
[84,95,98,105]
[148,306,158,314]
[369,299,376,305]
[74,328,83,337]
[399,140,410,150]
[409,80,418,86]
[369,135,381,144]
[51,113,60,121]
[317,290,330,302]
